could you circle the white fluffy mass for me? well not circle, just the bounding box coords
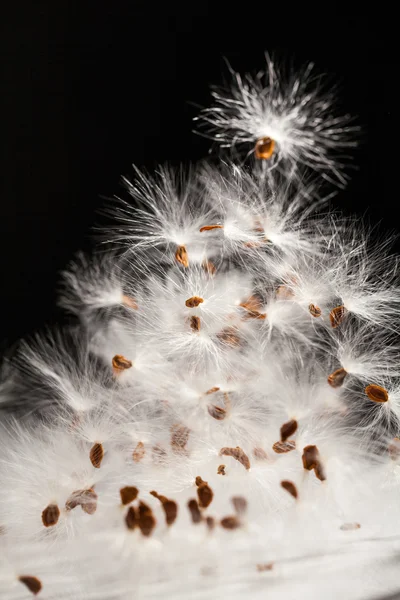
[1,58,399,600]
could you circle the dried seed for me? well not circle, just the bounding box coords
[257,563,274,572]
[253,447,268,460]
[309,303,322,317]
[175,245,189,267]
[220,515,240,529]
[188,499,202,523]
[90,442,104,468]
[314,461,326,482]
[112,354,133,373]
[202,260,217,276]
[281,480,298,499]
[185,296,204,308]
[280,419,298,442]
[150,490,168,504]
[195,476,206,487]
[162,500,178,526]
[189,315,201,331]
[365,384,389,403]
[122,295,138,310]
[120,486,139,506]
[254,137,275,160]
[330,305,346,328]
[217,464,226,475]
[340,522,361,531]
[171,424,190,454]
[133,441,145,462]
[219,446,250,470]
[216,327,241,347]
[207,404,227,420]
[197,482,214,509]
[65,489,98,514]
[302,445,320,471]
[231,496,247,515]
[18,576,42,595]
[137,502,156,536]
[243,309,266,320]
[205,516,215,530]
[327,368,348,388]
[199,224,224,232]
[388,437,400,461]
[240,295,263,312]
[272,440,296,454]
[42,504,60,527]
[205,386,220,395]
[125,506,137,530]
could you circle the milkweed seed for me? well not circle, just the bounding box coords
[219,446,250,470]
[280,419,298,442]
[90,442,104,468]
[329,305,346,328]
[42,504,60,527]
[217,464,226,475]
[254,137,275,160]
[175,245,189,267]
[120,486,139,506]
[327,368,348,388]
[365,384,389,403]
[280,480,298,499]
[220,515,241,529]
[185,296,204,308]
[272,440,296,454]
[309,303,322,317]
[199,224,224,232]
[18,576,42,595]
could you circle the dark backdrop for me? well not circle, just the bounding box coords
[0,4,394,353]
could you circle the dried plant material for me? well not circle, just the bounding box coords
[217,464,226,475]
[281,480,298,499]
[206,516,215,530]
[189,315,201,331]
[302,445,320,471]
[388,438,400,461]
[272,440,296,454]
[327,368,348,388]
[205,386,220,395]
[122,295,138,310]
[42,504,60,527]
[280,419,298,442]
[207,404,227,420]
[125,506,137,530]
[132,441,145,462]
[162,500,178,526]
[120,486,139,506]
[220,515,241,529]
[253,447,268,460]
[175,244,189,267]
[257,563,274,572]
[66,488,98,514]
[18,576,42,595]
[365,384,389,403]
[112,354,133,376]
[171,424,190,454]
[276,285,294,300]
[243,309,266,320]
[220,446,251,470]
[309,303,322,317]
[240,295,263,312]
[340,522,361,531]
[216,327,241,347]
[188,499,202,524]
[255,136,275,160]
[137,501,156,537]
[195,476,206,487]
[90,442,104,468]
[185,296,204,308]
[231,496,247,515]
[329,305,346,328]
[202,259,217,276]
[197,481,214,509]
[199,224,224,232]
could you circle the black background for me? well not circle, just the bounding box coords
[0,4,395,353]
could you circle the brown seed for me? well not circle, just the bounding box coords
[240,295,263,312]
[18,576,42,595]
[189,315,201,331]
[330,305,346,328]
[199,224,224,233]
[195,476,206,487]
[220,515,241,529]
[231,496,247,515]
[162,500,178,526]
[137,502,156,536]
[175,245,189,267]
[197,482,214,508]
[243,309,266,320]
[314,461,326,482]
[302,445,320,471]
[132,441,145,462]
[188,499,202,523]
[216,327,241,347]
[171,424,190,454]
[202,260,217,276]
[327,368,348,388]
[309,303,322,317]
[90,442,104,468]
[120,486,139,506]
[205,516,215,530]
[281,480,298,499]
[65,489,98,515]
[254,137,275,160]
[219,446,251,470]
[41,504,60,527]
[280,419,298,442]
[185,296,204,308]
[122,295,138,310]
[217,464,226,475]
[205,386,220,395]
[112,354,133,373]
[150,490,169,504]
[207,404,227,420]
[257,563,274,572]
[340,522,361,531]
[272,440,296,454]
[253,447,268,460]
[388,437,400,461]
[125,506,137,530]
[365,384,389,403]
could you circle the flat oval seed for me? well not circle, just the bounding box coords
[330,305,346,328]
[120,486,139,505]
[219,446,250,470]
[327,368,348,388]
[185,296,204,308]
[207,405,227,420]
[272,440,296,454]
[280,419,298,442]
[281,480,298,499]
[42,503,60,527]
[175,245,189,267]
[254,137,275,160]
[365,384,389,403]
[309,303,322,317]
[90,442,104,468]
[18,576,42,595]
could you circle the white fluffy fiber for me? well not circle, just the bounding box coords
[1,58,400,600]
